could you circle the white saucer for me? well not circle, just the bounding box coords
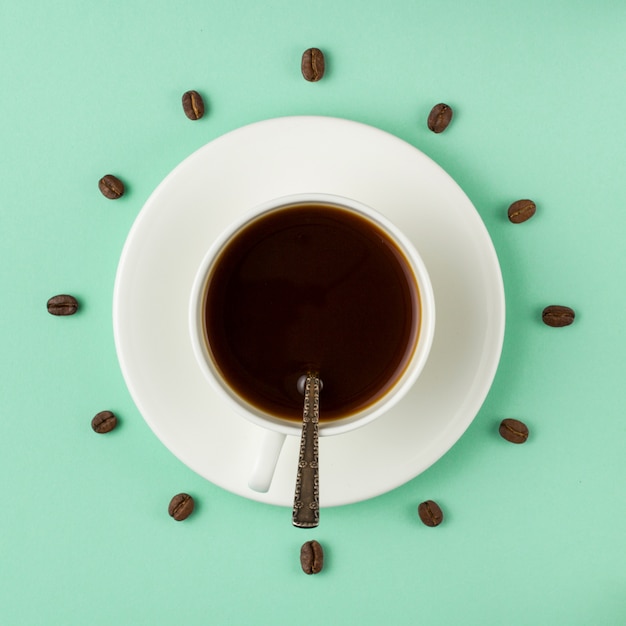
[113,116,505,507]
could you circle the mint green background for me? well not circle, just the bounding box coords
[2,2,625,624]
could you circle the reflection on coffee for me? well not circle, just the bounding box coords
[203,202,420,421]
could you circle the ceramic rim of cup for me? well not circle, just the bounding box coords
[189,192,435,437]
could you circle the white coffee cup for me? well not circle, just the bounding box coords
[189,193,435,492]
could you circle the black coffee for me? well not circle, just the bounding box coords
[204,202,420,421]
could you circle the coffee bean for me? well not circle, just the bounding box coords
[47,294,78,316]
[98,174,125,199]
[300,540,324,574]
[499,418,529,444]
[182,90,205,120]
[427,103,453,133]
[91,410,117,434]
[168,493,195,521]
[508,199,536,223]
[418,500,444,527]
[542,305,575,327]
[301,48,325,82]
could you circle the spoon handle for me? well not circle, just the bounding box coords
[292,372,320,528]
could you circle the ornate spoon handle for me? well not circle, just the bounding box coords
[292,372,321,528]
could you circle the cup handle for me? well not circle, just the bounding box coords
[248,429,287,492]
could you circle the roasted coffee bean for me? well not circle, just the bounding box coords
[47,294,78,316]
[98,174,125,199]
[168,493,195,521]
[300,540,324,574]
[499,418,529,444]
[301,48,325,82]
[542,305,575,327]
[91,410,117,434]
[427,103,453,133]
[182,90,205,120]
[418,500,444,527]
[508,199,536,223]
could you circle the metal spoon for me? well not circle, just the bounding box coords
[292,371,321,528]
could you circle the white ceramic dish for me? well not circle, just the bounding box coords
[113,116,505,507]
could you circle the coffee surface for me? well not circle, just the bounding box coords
[204,203,420,420]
